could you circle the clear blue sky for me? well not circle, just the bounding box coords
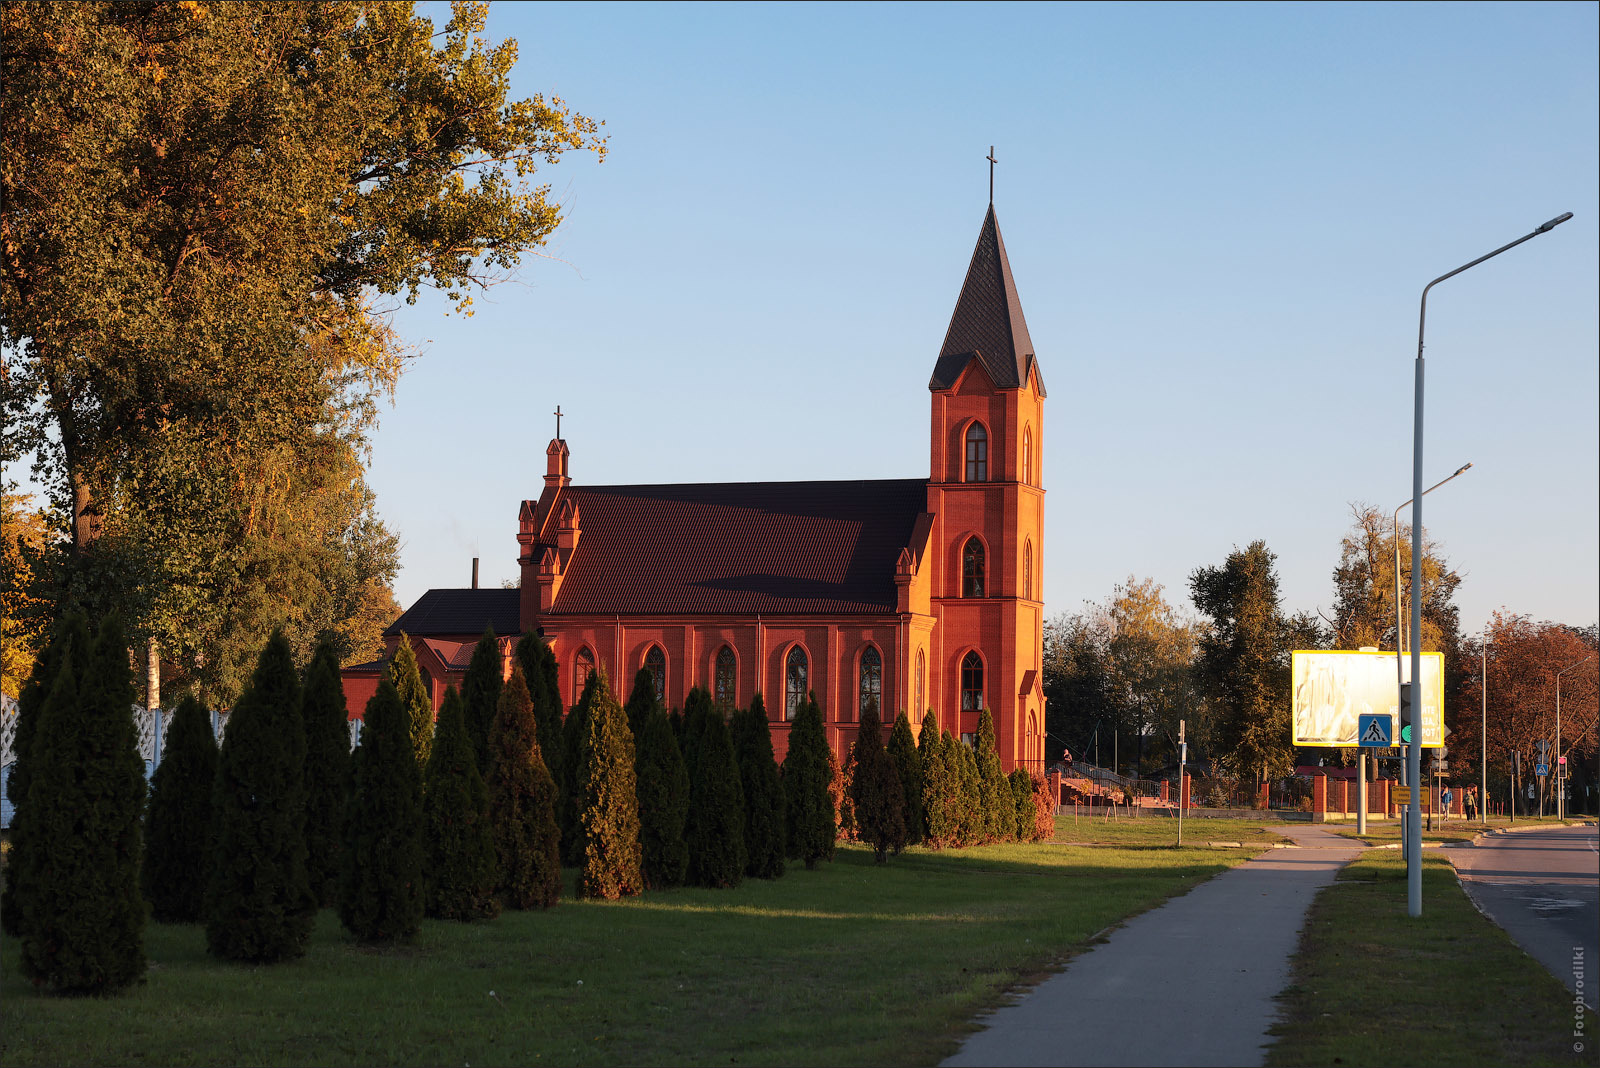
[375,0,1599,637]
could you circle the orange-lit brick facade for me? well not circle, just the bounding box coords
[347,205,1048,773]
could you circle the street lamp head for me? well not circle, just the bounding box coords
[1454,462,1473,477]
[1535,212,1573,233]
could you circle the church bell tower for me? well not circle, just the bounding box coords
[925,203,1047,770]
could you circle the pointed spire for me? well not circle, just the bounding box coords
[929,205,1044,396]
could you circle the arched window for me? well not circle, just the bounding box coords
[785,645,808,721]
[1024,539,1033,600]
[418,667,434,708]
[962,537,985,598]
[1023,425,1033,485]
[574,646,596,702]
[715,645,737,708]
[964,423,988,482]
[915,648,926,717]
[961,651,984,713]
[644,645,666,703]
[857,646,882,721]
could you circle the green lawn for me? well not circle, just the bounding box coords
[2,837,1269,1067]
[1269,849,1584,1067]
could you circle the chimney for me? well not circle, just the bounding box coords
[472,557,479,589]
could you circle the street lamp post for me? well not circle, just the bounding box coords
[1555,655,1592,820]
[1405,210,1571,919]
[1390,462,1470,860]
[1481,635,1488,826]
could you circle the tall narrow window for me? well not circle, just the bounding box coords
[964,423,988,482]
[574,647,596,703]
[715,645,737,708]
[961,651,984,713]
[915,649,926,716]
[644,645,666,703]
[1024,540,1033,600]
[785,646,808,721]
[962,537,985,598]
[857,646,882,721]
[1023,425,1033,485]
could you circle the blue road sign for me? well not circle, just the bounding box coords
[1536,763,1550,777]
[1358,714,1393,747]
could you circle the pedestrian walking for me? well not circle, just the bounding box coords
[1441,785,1453,822]
[1464,786,1478,821]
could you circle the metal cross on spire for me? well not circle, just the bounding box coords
[986,146,997,203]
[553,404,563,440]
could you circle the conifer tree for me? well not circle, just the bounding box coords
[849,700,906,863]
[340,671,425,942]
[973,709,1011,842]
[1008,768,1035,843]
[423,687,499,920]
[21,618,148,992]
[920,729,955,849]
[782,692,835,868]
[625,667,659,747]
[391,635,433,769]
[143,693,218,922]
[2,611,89,938]
[679,684,714,781]
[887,711,923,848]
[514,632,565,792]
[733,694,786,879]
[561,671,601,864]
[577,672,644,899]
[301,638,351,907]
[462,627,503,776]
[205,631,315,962]
[486,665,561,910]
[834,740,857,843]
[682,687,745,888]
[1029,772,1057,842]
[635,706,690,889]
[952,732,984,847]
[669,706,685,742]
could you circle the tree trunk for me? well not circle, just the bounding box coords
[147,637,161,712]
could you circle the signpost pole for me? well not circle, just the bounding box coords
[1357,753,1367,835]
[1177,720,1186,848]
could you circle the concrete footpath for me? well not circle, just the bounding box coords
[942,826,1362,1068]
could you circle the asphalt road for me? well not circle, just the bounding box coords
[1449,823,1599,1011]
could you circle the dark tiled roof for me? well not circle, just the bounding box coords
[548,479,928,616]
[384,588,521,638]
[930,204,1046,397]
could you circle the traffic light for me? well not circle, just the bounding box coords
[1399,683,1413,744]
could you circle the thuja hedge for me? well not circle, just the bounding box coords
[733,694,785,879]
[634,706,689,889]
[423,687,499,921]
[782,692,834,869]
[205,631,316,963]
[486,666,561,910]
[143,694,218,922]
[301,638,350,908]
[684,686,745,889]
[887,710,923,847]
[340,671,425,944]
[577,673,643,900]
[462,627,503,777]
[849,700,905,863]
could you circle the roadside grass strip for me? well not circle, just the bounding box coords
[2,838,1269,1067]
[1269,849,1583,1067]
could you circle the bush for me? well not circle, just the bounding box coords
[624,667,658,748]
[205,631,315,962]
[2,612,89,938]
[1007,769,1033,843]
[973,709,1011,842]
[143,694,218,922]
[21,618,147,992]
[684,687,745,888]
[461,627,503,777]
[921,723,957,849]
[1029,773,1057,841]
[577,672,643,899]
[782,691,835,869]
[301,638,350,908]
[952,733,983,847]
[886,711,923,848]
[390,636,433,769]
[732,694,785,879]
[513,633,564,815]
[833,741,857,843]
[634,706,690,889]
[486,666,561,910]
[339,671,425,943]
[423,687,499,921]
[849,700,906,863]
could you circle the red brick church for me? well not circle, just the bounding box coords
[345,203,1048,772]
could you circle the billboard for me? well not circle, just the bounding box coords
[1291,650,1444,748]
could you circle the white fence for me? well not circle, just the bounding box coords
[1,696,361,829]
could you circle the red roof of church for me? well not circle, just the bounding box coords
[547,478,928,617]
[929,204,1046,397]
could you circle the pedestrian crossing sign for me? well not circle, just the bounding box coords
[1358,714,1392,747]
